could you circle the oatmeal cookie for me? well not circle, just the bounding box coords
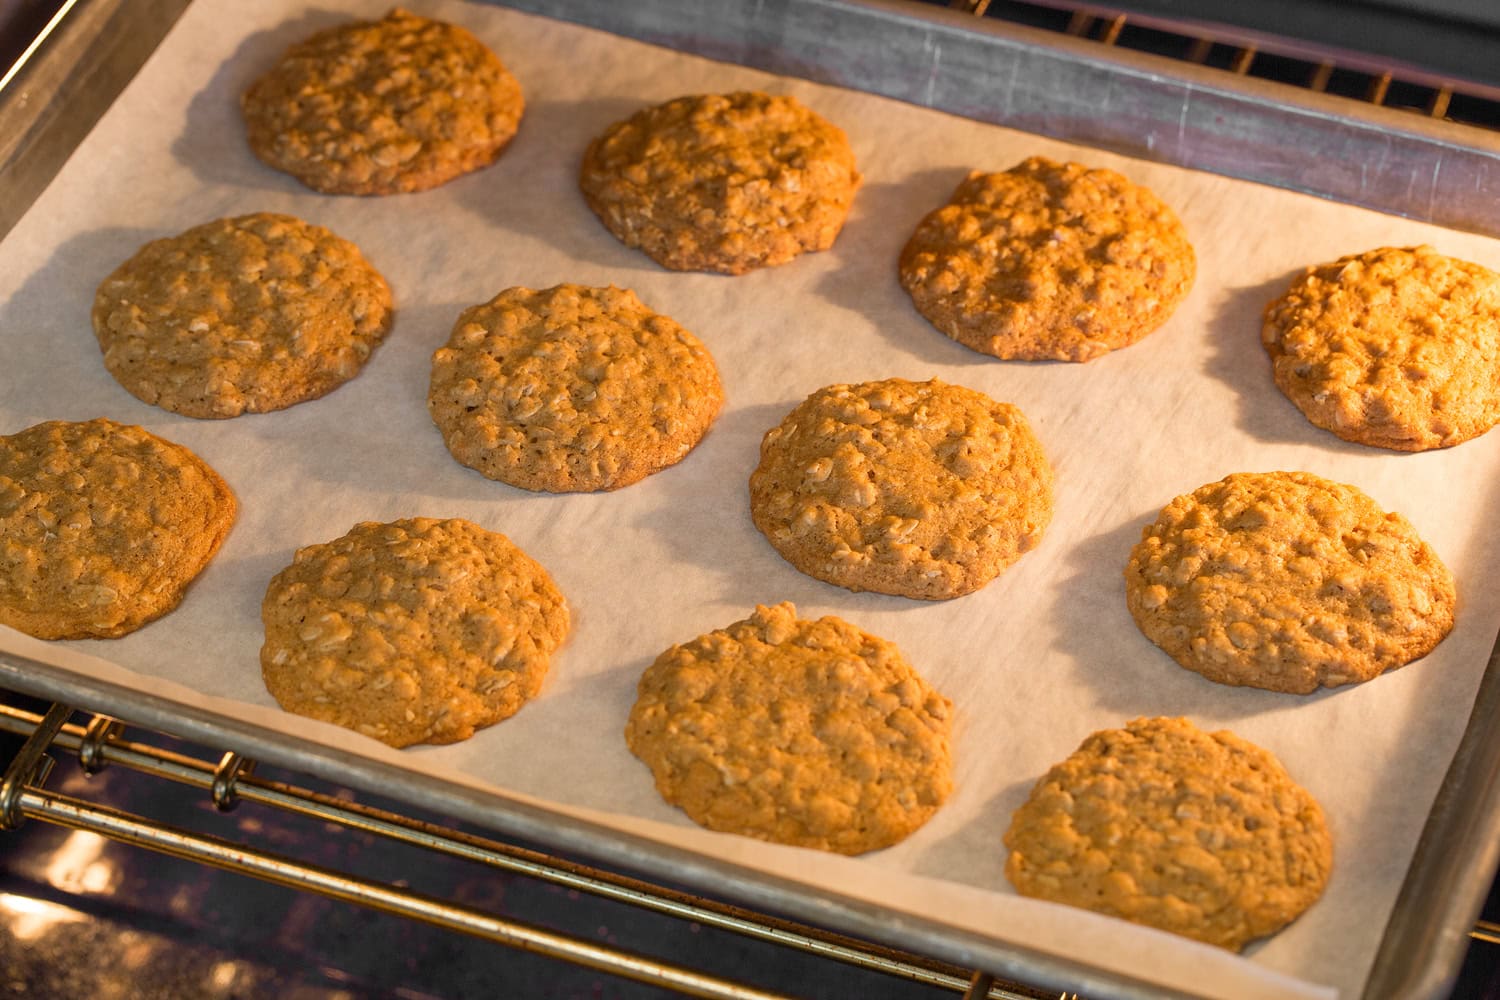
[899,157,1195,361]
[92,213,393,419]
[749,378,1052,600]
[625,602,954,854]
[1004,716,1332,951]
[260,518,568,748]
[242,8,524,195]
[1125,470,1454,693]
[1262,245,1500,451]
[0,418,236,639]
[427,284,723,492]
[579,91,860,274]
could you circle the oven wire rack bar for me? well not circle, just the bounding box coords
[0,698,1054,1000]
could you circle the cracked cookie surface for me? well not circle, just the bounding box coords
[625,602,954,854]
[260,518,568,748]
[1125,470,1454,693]
[92,213,393,418]
[1004,716,1332,951]
[242,8,524,195]
[899,157,1194,361]
[428,284,722,492]
[0,418,236,639]
[579,91,860,274]
[1262,245,1500,451]
[749,378,1052,600]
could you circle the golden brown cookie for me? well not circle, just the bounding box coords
[579,91,860,274]
[1004,716,1332,951]
[899,157,1195,362]
[749,378,1052,600]
[0,418,236,639]
[1125,471,1454,693]
[92,213,393,419]
[427,284,723,492]
[625,602,954,854]
[260,518,568,748]
[1261,245,1500,451]
[242,8,524,195]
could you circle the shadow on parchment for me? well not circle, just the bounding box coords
[812,165,998,370]
[1201,268,1370,456]
[629,399,824,611]
[447,94,658,275]
[169,7,349,194]
[908,776,1035,892]
[1044,505,1339,723]
[0,226,168,426]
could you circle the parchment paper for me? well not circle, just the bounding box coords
[4,2,1500,997]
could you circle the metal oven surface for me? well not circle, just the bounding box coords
[3,2,1500,999]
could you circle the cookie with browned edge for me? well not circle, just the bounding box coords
[1125,470,1454,693]
[428,284,722,492]
[900,157,1195,362]
[1262,245,1500,451]
[242,8,524,195]
[626,602,954,854]
[580,91,860,274]
[93,213,393,418]
[0,418,236,639]
[1005,716,1332,951]
[261,518,568,748]
[749,378,1053,600]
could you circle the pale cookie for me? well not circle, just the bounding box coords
[579,91,860,274]
[1125,471,1454,694]
[625,602,954,854]
[1004,716,1332,951]
[242,8,524,195]
[260,518,568,748]
[92,213,393,419]
[0,418,236,639]
[749,378,1053,600]
[428,284,723,492]
[1262,245,1500,451]
[899,157,1195,362]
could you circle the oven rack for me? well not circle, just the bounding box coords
[8,691,1495,999]
[0,691,1069,1000]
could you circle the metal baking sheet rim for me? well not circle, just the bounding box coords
[2,1,1499,997]
[491,0,1500,240]
[0,649,1183,1000]
[7,629,1500,1000]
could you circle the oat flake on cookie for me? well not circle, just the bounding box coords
[260,518,567,748]
[92,213,392,419]
[1005,716,1331,951]
[1125,470,1455,693]
[1262,245,1500,451]
[427,284,722,492]
[0,418,236,640]
[749,377,1053,600]
[626,602,954,854]
[900,157,1195,362]
[580,91,860,274]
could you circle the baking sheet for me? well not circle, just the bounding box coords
[3,1,1500,996]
